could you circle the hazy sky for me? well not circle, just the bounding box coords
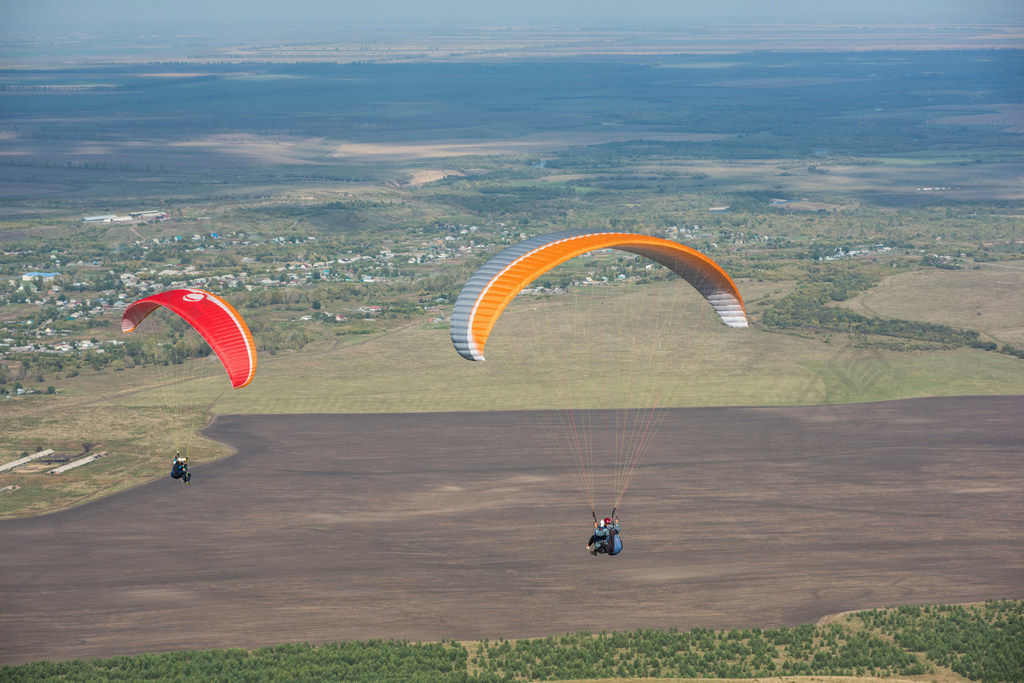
[4,0,1022,33]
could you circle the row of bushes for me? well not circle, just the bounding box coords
[3,600,1020,681]
[471,623,924,680]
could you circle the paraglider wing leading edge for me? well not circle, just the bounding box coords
[450,230,747,361]
[121,288,257,389]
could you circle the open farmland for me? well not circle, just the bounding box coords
[1,396,1022,666]
[837,261,1024,346]
[2,48,1022,212]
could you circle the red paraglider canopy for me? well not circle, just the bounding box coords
[121,288,257,389]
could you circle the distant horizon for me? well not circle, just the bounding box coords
[2,22,1021,68]
[5,20,1024,35]
[3,0,1022,36]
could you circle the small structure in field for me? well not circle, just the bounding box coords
[48,452,107,475]
[0,449,55,473]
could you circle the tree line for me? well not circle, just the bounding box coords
[3,600,1020,681]
[760,264,1019,357]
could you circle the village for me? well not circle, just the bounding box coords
[1,205,927,401]
[0,215,518,388]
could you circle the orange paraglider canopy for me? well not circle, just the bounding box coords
[450,230,746,361]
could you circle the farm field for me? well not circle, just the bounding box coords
[1,396,1021,667]
[837,260,1024,346]
[2,47,1022,212]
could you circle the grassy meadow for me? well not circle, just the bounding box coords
[835,261,1024,346]
[3,263,1024,518]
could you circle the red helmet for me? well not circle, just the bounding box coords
[603,518,612,525]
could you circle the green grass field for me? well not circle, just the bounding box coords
[836,261,1024,347]
[3,266,1023,518]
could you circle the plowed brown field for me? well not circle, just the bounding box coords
[1,396,1021,665]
